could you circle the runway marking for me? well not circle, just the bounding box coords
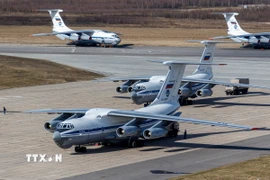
[71,48,76,53]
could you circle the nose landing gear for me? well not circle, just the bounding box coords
[74,145,87,153]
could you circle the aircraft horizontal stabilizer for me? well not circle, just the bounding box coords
[149,60,226,66]
[182,79,270,90]
[187,40,237,44]
[107,110,253,130]
[36,9,63,12]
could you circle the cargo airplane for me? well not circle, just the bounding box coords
[105,41,270,106]
[212,12,270,49]
[32,9,121,47]
[27,61,258,153]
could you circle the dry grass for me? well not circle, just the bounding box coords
[0,21,269,47]
[0,55,103,90]
[171,155,270,180]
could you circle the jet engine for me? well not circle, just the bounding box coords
[196,88,213,97]
[143,120,171,139]
[258,37,270,43]
[80,34,92,40]
[143,127,168,139]
[127,86,133,93]
[44,113,81,133]
[247,36,270,44]
[178,87,191,97]
[116,86,128,93]
[116,126,140,137]
[69,34,80,41]
[44,121,61,133]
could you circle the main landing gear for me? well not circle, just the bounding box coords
[74,145,87,153]
[179,99,193,106]
[127,137,144,148]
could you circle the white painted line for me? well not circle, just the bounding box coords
[71,48,76,53]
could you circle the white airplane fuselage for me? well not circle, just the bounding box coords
[52,103,178,149]
[131,73,212,105]
[56,30,121,46]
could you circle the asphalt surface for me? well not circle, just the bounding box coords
[62,134,270,180]
[0,44,269,180]
[0,43,269,57]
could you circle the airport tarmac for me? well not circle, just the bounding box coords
[0,44,270,180]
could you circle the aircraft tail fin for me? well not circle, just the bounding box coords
[150,61,224,105]
[192,40,217,77]
[38,9,72,32]
[150,61,187,105]
[221,12,248,36]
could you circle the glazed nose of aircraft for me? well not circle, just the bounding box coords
[53,131,65,148]
[116,37,121,44]
[131,91,140,104]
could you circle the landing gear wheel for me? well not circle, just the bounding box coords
[102,142,111,146]
[128,137,144,148]
[74,146,87,153]
[131,141,137,148]
[144,103,149,107]
[180,99,192,106]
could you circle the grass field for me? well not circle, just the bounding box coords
[0,23,269,47]
[171,156,270,180]
[0,55,103,90]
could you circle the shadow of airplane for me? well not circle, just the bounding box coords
[193,91,270,108]
[150,170,190,175]
[112,95,131,99]
[115,44,134,48]
[70,128,270,155]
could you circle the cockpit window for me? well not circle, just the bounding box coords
[57,123,74,130]
[112,34,119,38]
[133,85,146,92]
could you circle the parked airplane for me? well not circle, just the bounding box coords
[212,12,270,49]
[32,9,121,47]
[27,61,256,153]
[105,41,269,106]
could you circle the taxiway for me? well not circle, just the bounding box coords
[0,44,269,179]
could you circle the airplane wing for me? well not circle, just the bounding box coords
[96,76,151,82]
[26,109,89,114]
[107,110,256,130]
[32,30,95,37]
[182,78,270,90]
[211,32,270,40]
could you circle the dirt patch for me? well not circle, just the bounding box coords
[0,55,103,90]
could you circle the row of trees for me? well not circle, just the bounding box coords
[0,0,269,26]
[0,0,270,12]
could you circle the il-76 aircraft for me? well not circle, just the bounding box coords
[27,61,258,153]
[212,12,270,49]
[106,41,269,106]
[32,9,121,47]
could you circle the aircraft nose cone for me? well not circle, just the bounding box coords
[131,92,139,104]
[53,131,61,141]
[53,131,65,147]
[53,131,72,149]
